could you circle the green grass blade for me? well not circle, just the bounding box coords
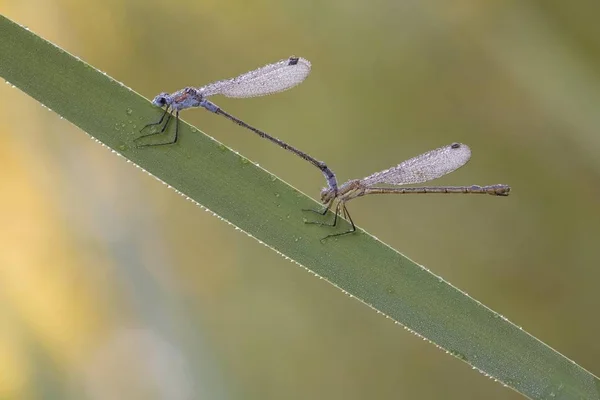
[0,15,598,400]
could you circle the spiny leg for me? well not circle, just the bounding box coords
[135,111,180,148]
[302,198,334,216]
[161,112,172,133]
[320,203,357,240]
[305,200,339,227]
[135,107,172,146]
[137,107,170,138]
[173,110,180,143]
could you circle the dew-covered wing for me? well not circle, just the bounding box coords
[200,57,311,98]
[361,143,472,186]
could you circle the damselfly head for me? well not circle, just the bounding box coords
[151,93,172,107]
[320,187,335,203]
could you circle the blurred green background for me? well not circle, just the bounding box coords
[1,1,599,399]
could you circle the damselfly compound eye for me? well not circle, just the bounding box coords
[151,93,169,107]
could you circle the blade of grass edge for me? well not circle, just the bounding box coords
[0,15,598,400]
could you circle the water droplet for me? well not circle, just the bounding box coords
[125,108,133,116]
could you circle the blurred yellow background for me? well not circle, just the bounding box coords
[1,1,599,399]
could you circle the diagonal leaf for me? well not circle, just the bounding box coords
[0,15,598,400]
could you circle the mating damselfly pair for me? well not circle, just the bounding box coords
[137,56,510,239]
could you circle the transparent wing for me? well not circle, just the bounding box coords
[361,143,472,186]
[199,56,311,98]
